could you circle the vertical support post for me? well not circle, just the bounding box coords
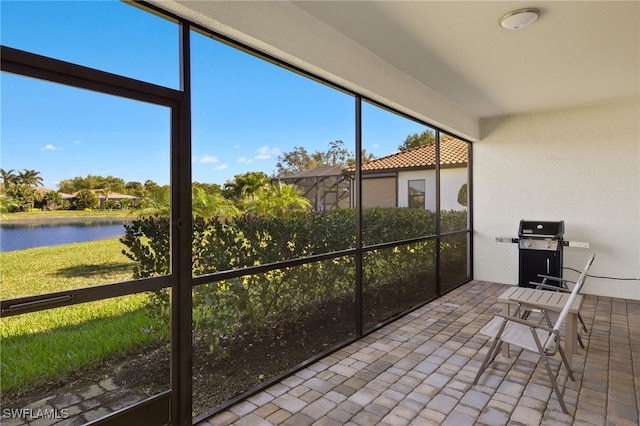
[354,96,363,337]
[467,143,473,280]
[171,22,193,426]
[435,130,442,295]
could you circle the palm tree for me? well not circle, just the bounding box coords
[0,168,17,192]
[17,169,44,187]
[192,187,239,219]
[245,182,311,217]
[222,172,271,201]
[7,184,39,211]
[97,185,112,209]
[135,191,170,217]
[0,192,12,214]
[42,190,64,211]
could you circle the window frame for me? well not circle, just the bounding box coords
[408,178,426,209]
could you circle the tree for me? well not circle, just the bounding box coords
[119,198,134,210]
[135,195,170,216]
[125,181,144,197]
[106,199,120,210]
[192,187,239,218]
[221,172,271,201]
[457,183,467,207]
[135,181,170,216]
[17,169,44,187]
[325,140,351,166]
[1,168,17,192]
[143,180,167,198]
[7,184,39,211]
[72,189,99,210]
[0,193,11,214]
[59,176,87,193]
[58,174,125,193]
[97,185,112,209]
[275,140,375,175]
[275,146,314,175]
[244,182,311,217]
[397,130,435,151]
[193,181,222,196]
[41,191,65,211]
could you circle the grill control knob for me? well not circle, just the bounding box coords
[545,242,551,249]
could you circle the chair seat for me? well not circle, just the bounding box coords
[479,317,552,353]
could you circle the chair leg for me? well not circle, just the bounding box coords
[577,332,585,349]
[578,313,588,333]
[474,337,503,385]
[557,344,575,382]
[540,352,570,414]
[576,312,588,348]
[490,340,504,364]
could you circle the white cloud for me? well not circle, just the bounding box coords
[237,157,253,164]
[253,145,281,161]
[256,145,281,156]
[72,140,81,144]
[194,155,219,164]
[214,164,228,171]
[42,144,62,151]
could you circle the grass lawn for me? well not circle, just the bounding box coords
[0,238,168,394]
[1,209,133,224]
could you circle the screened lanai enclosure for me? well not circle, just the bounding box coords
[0,2,471,425]
[275,166,352,211]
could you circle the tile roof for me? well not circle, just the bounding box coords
[278,165,346,179]
[346,136,468,173]
[34,187,74,198]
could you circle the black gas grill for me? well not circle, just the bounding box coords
[518,220,564,288]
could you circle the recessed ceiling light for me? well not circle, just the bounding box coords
[499,8,541,30]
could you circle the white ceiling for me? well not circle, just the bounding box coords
[291,1,640,118]
[153,1,639,128]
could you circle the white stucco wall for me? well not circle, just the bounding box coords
[474,98,640,300]
[398,169,467,211]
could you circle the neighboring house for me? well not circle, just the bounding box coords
[34,188,139,209]
[34,187,74,203]
[275,165,351,211]
[278,137,469,212]
[86,190,139,209]
[344,136,469,211]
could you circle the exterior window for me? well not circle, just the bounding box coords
[408,179,426,208]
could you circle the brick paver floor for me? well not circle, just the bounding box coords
[1,377,146,426]
[199,280,640,426]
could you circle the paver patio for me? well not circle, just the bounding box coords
[199,280,639,426]
[4,280,636,425]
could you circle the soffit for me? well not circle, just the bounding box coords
[292,1,640,118]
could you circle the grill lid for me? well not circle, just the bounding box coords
[518,220,564,239]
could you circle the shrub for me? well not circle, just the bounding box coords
[73,189,99,210]
[121,208,463,356]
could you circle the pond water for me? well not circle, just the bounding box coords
[0,218,132,252]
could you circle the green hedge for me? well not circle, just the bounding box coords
[121,207,466,355]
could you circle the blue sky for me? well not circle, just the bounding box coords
[1,1,428,188]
